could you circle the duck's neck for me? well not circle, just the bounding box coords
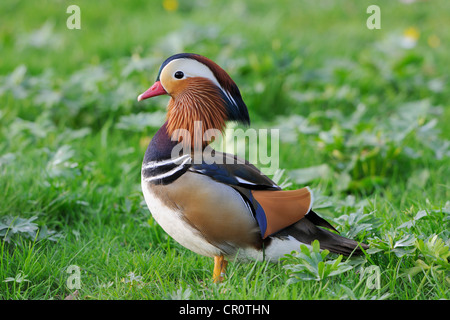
[144,120,221,164]
[143,122,179,163]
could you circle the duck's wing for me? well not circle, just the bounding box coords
[188,151,367,255]
[188,151,314,238]
[188,150,280,190]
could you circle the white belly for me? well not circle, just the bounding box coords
[141,178,221,257]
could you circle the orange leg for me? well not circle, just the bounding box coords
[213,255,228,283]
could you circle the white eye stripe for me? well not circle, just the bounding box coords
[161,58,238,108]
[162,59,220,85]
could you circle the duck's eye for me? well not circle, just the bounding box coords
[174,71,184,79]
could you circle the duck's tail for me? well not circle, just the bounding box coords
[277,210,369,256]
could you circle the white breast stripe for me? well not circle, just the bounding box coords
[142,154,191,170]
[143,156,191,182]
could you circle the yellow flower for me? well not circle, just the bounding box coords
[403,27,420,41]
[401,27,420,49]
[163,0,178,12]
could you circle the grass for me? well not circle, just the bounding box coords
[0,0,449,300]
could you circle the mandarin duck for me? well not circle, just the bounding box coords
[137,53,368,282]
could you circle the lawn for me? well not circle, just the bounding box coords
[0,0,449,301]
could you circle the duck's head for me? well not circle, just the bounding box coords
[137,53,249,145]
